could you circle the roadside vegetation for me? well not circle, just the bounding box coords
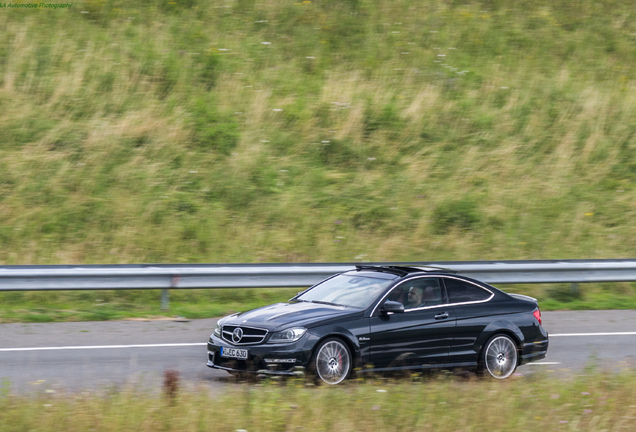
[2,370,636,431]
[2,282,636,323]
[1,0,635,320]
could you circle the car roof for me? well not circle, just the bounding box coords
[353,265,457,277]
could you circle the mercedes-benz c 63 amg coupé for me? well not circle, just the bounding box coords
[207,265,548,384]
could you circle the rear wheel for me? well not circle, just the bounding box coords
[480,334,518,379]
[310,338,352,385]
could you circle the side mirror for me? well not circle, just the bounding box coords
[382,300,405,314]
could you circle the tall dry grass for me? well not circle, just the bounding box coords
[2,371,636,431]
[0,0,634,267]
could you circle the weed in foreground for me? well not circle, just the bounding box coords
[2,370,636,431]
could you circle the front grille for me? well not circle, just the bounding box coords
[221,325,268,345]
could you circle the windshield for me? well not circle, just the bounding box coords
[294,274,393,309]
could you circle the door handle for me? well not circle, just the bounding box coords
[435,312,449,320]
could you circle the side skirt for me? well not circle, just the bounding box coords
[357,361,478,374]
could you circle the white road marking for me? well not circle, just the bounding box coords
[1,331,635,353]
[526,362,562,365]
[550,332,636,337]
[0,343,206,352]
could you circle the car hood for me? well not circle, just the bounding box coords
[222,301,363,331]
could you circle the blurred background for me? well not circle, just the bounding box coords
[1,8,636,431]
[0,0,635,320]
[1,0,635,265]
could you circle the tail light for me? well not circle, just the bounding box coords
[533,309,542,325]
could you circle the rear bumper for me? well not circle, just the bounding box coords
[519,328,549,365]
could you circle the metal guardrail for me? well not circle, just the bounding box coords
[1,260,634,309]
[1,260,636,290]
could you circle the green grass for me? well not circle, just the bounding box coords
[0,0,635,319]
[2,282,636,323]
[2,370,636,431]
[0,0,634,265]
[0,288,300,323]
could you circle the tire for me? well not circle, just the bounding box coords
[310,338,352,385]
[479,334,518,379]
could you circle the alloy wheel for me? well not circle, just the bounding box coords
[484,335,518,379]
[314,339,351,385]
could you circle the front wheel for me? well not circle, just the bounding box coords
[479,334,518,379]
[310,338,352,385]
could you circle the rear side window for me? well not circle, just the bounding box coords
[443,278,491,304]
[386,278,444,309]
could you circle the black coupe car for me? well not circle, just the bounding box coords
[207,265,548,384]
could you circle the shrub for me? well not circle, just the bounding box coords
[363,102,404,138]
[190,98,240,155]
[547,284,583,302]
[431,198,481,234]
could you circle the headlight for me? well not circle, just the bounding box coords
[213,323,221,338]
[268,327,307,343]
[213,316,229,338]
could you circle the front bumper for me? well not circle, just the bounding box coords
[206,333,317,375]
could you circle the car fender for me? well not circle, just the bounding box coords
[475,319,525,354]
[310,325,362,358]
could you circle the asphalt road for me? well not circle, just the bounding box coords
[1,311,636,395]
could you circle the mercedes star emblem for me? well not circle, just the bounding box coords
[232,327,244,343]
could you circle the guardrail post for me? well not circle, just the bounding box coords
[571,283,579,296]
[161,289,170,311]
[161,273,181,311]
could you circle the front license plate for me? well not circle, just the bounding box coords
[220,346,248,360]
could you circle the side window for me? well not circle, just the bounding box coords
[386,278,443,310]
[443,278,491,304]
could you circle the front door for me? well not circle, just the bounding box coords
[368,278,456,371]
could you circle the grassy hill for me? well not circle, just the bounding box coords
[1,0,635,267]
